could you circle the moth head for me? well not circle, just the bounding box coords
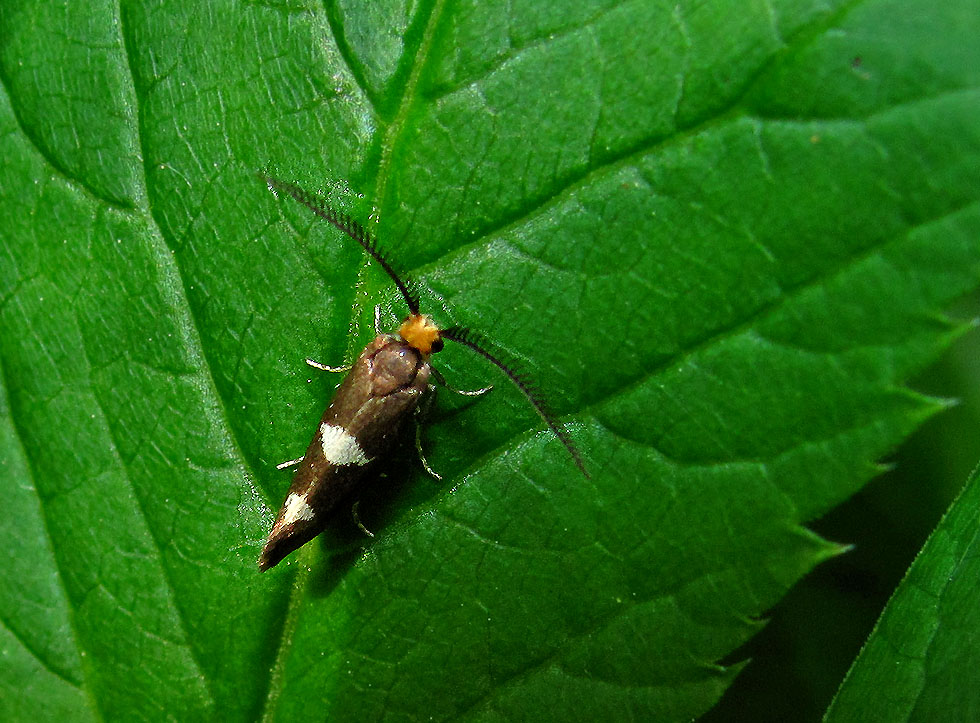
[399,313,443,356]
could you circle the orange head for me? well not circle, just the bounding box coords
[398,313,444,356]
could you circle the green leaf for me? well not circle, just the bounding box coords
[824,461,980,722]
[1,0,978,721]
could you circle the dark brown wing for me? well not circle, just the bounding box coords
[258,335,430,571]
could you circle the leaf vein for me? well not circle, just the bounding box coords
[0,352,104,720]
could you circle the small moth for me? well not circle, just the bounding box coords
[258,175,587,571]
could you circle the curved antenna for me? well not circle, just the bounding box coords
[441,326,589,477]
[261,173,420,315]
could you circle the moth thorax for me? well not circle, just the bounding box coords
[370,339,427,395]
[399,313,443,356]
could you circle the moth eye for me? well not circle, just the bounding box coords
[431,338,444,353]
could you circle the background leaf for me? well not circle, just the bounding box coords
[705,300,980,721]
[1,1,979,722]
[824,461,980,722]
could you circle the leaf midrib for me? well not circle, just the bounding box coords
[260,0,454,717]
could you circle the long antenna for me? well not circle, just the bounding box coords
[261,173,421,314]
[442,326,589,477]
[262,173,588,477]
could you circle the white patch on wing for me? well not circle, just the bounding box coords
[320,423,371,466]
[281,492,315,526]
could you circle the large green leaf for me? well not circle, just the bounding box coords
[1,0,978,721]
[824,461,980,722]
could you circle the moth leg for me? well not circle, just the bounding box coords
[415,420,442,481]
[280,359,347,466]
[306,358,351,373]
[413,385,443,480]
[306,304,385,373]
[276,456,304,470]
[280,356,348,469]
[430,366,492,397]
[352,500,375,538]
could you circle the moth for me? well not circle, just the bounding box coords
[258,175,587,571]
